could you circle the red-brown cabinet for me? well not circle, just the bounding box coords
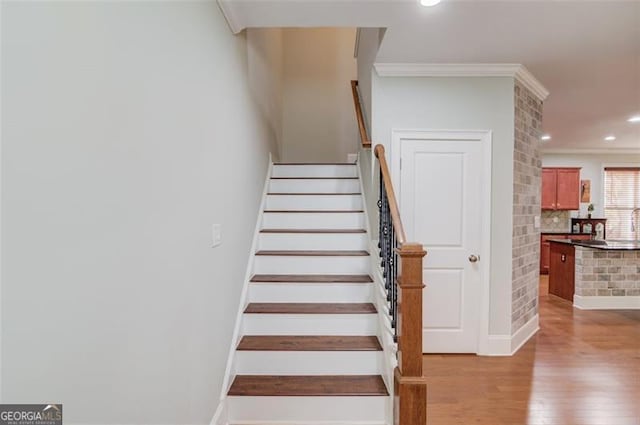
[540,233,591,274]
[541,168,581,210]
[549,241,576,302]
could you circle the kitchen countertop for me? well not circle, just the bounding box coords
[548,239,640,251]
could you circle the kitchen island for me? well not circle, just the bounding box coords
[548,239,640,309]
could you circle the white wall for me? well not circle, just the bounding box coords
[371,75,515,336]
[247,28,284,160]
[355,28,383,133]
[281,28,358,162]
[542,153,640,218]
[1,2,279,423]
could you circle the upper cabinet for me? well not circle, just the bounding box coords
[541,167,581,210]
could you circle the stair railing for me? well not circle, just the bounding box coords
[374,144,427,425]
[351,79,428,425]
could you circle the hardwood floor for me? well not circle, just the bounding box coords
[424,276,640,425]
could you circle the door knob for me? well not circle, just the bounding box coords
[469,254,480,263]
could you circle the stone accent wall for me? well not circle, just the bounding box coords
[512,81,543,334]
[541,210,570,232]
[575,247,640,296]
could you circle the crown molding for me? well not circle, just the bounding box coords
[373,63,549,101]
[217,0,242,34]
[541,148,640,155]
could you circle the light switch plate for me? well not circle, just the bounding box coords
[534,215,540,229]
[212,224,222,247]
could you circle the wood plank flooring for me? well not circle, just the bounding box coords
[424,276,640,425]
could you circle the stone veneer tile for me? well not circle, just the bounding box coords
[574,247,640,297]
[540,210,570,232]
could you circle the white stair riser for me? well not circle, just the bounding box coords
[258,232,368,251]
[243,314,378,335]
[227,396,386,422]
[269,179,360,193]
[262,212,365,229]
[235,351,382,375]
[265,194,362,210]
[248,283,372,303]
[253,255,370,274]
[272,165,358,178]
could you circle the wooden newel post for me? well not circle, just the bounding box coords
[394,242,428,425]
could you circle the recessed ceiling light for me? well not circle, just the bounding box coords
[540,134,551,141]
[420,0,442,6]
[628,115,640,123]
[604,135,616,141]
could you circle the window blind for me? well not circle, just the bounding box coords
[603,167,640,240]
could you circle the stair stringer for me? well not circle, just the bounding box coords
[212,156,274,425]
[356,153,397,425]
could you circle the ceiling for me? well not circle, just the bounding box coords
[219,0,640,151]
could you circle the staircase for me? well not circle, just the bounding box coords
[225,162,390,424]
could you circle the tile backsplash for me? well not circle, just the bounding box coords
[541,210,570,232]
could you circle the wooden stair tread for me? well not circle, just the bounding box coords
[274,162,356,166]
[263,210,364,213]
[255,250,369,256]
[260,229,366,234]
[244,303,377,314]
[267,192,361,196]
[228,375,388,396]
[237,335,382,351]
[271,177,358,180]
[250,274,373,283]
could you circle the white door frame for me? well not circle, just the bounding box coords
[390,129,492,354]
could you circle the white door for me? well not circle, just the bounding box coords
[396,131,488,353]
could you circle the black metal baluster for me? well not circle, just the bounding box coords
[389,214,396,337]
[378,162,399,343]
[392,236,398,342]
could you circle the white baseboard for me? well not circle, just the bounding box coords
[210,399,227,425]
[481,335,511,356]
[574,295,640,310]
[480,314,539,356]
[510,314,539,354]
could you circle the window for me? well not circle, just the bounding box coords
[604,167,640,240]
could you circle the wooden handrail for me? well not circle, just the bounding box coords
[374,144,406,245]
[350,80,372,149]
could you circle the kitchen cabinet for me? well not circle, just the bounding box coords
[542,168,581,210]
[549,241,576,302]
[540,233,591,274]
